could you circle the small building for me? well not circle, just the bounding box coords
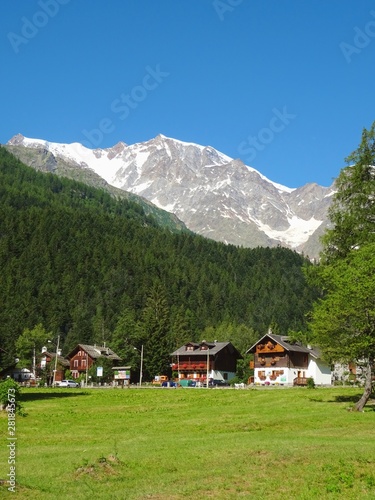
[171,341,242,384]
[246,332,332,386]
[67,344,122,379]
[0,366,35,383]
[40,348,70,384]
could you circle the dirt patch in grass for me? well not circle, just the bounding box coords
[74,454,123,480]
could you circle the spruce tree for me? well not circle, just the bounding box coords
[321,121,375,263]
[309,121,375,410]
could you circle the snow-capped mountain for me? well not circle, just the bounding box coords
[7,133,335,258]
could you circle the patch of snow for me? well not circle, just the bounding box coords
[131,180,153,194]
[256,216,323,247]
[134,151,150,173]
[245,164,295,193]
[161,202,177,212]
[325,189,336,198]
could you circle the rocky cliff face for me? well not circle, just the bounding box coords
[7,133,335,258]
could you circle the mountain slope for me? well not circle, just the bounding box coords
[0,146,319,370]
[5,141,187,233]
[7,134,335,257]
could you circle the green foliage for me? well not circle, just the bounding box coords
[309,244,375,362]
[306,377,315,389]
[87,357,114,384]
[321,121,375,264]
[0,377,23,414]
[309,123,375,410]
[201,321,259,356]
[0,147,319,380]
[15,324,51,370]
[235,355,253,383]
[140,283,172,379]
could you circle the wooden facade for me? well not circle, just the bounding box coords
[171,341,242,383]
[69,349,93,376]
[67,344,121,379]
[255,341,309,371]
[247,332,332,386]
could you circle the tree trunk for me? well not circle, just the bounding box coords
[354,358,373,412]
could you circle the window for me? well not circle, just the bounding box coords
[82,359,86,367]
[73,359,78,368]
[223,373,228,380]
[258,370,266,381]
[186,346,194,351]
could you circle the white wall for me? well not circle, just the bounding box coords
[307,358,332,385]
[254,357,332,386]
[254,367,295,385]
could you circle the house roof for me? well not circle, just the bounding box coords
[42,351,70,367]
[67,344,122,361]
[171,341,243,359]
[246,333,321,359]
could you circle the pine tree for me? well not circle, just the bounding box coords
[140,283,171,380]
[321,121,375,263]
[309,121,375,410]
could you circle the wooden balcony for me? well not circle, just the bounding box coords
[256,342,284,354]
[293,377,308,386]
[173,362,210,371]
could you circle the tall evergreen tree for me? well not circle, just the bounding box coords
[308,121,375,410]
[140,283,171,380]
[321,121,375,263]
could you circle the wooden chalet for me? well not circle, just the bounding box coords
[171,341,242,384]
[247,331,332,386]
[40,349,70,384]
[67,344,122,379]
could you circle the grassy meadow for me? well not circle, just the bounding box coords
[0,386,374,499]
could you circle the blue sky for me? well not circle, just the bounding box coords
[1,0,374,188]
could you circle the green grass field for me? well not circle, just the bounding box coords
[1,386,374,499]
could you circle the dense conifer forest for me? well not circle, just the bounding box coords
[0,146,318,378]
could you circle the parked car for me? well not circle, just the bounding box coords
[161,381,177,387]
[58,379,80,388]
[212,379,229,387]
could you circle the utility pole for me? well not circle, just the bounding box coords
[206,347,209,389]
[85,351,89,386]
[134,345,144,386]
[52,335,60,387]
[33,344,36,380]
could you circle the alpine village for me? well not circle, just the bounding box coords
[1,122,375,413]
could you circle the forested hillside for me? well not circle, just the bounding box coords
[0,147,318,378]
[6,142,188,233]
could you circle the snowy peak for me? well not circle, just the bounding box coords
[7,133,334,257]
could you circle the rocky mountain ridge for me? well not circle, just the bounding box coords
[5,139,187,233]
[7,133,335,258]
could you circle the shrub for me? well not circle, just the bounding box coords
[0,377,23,414]
[306,377,316,389]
